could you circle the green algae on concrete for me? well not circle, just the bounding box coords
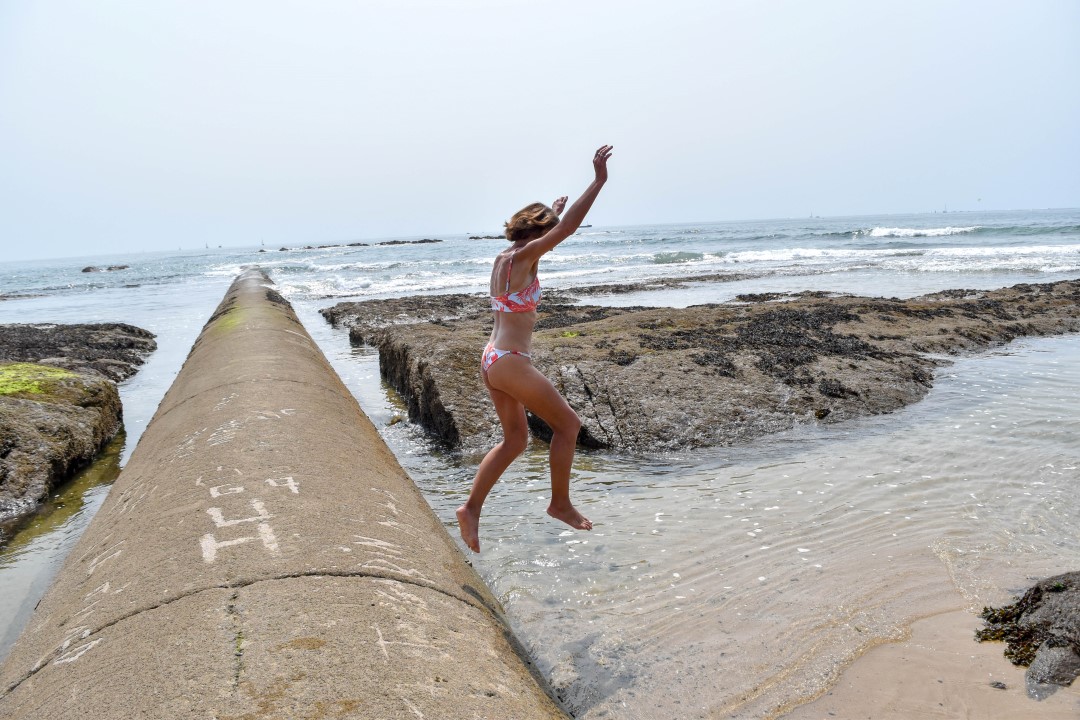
[0,363,76,397]
[211,308,246,334]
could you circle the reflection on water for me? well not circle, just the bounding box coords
[318,326,1080,719]
[0,433,124,660]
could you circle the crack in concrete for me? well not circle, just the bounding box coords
[1,568,491,698]
[227,590,244,689]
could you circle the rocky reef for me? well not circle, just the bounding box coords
[977,571,1080,700]
[0,323,157,538]
[321,279,1080,455]
[0,322,156,382]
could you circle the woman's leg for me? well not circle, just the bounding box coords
[456,380,529,553]
[485,356,592,532]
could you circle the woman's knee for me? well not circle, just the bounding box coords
[502,427,530,456]
[552,409,581,438]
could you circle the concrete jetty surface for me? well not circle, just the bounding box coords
[0,271,568,719]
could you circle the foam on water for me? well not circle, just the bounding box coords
[868,226,978,237]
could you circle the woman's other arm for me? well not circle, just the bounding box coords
[517,145,612,263]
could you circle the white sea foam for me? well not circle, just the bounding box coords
[923,244,1078,258]
[868,226,978,238]
[181,214,1080,304]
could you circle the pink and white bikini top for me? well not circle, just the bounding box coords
[490,253,541,313]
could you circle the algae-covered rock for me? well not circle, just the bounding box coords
[977,571,1080,699]
[0,323,156,538]
[0,363,122,531]
[321,279,1080,454]
[0,322,156,382]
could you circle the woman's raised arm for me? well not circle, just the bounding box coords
[516,145,613,263]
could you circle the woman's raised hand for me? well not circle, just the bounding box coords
[552,196,568,215]
[593,145,613,183]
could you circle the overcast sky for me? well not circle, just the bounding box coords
[1,0,1077,261]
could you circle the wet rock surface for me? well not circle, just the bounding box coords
[0,322,157,382]
[0,323,156,539]
[977,571,1080,699]
[278,238,443,251]
[562,272,750,295]
[80,265,129,273]
[321,279,1080,455]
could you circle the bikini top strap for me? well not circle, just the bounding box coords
[505,252,515,293]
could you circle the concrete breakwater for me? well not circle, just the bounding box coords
[0,271,567,719]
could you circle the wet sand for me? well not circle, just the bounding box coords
[782,606,1080,719]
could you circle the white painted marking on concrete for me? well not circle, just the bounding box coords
[53,638,102,665]
[377,519,420,537]
[372,625,390,661]
[77,533,115,563]
[353,536,403,555]
[372,488,399,503]
[208,420,241,447]
[374,586,426,609]
[86,542,125,576]
[210,484,245,498]
[207,499,272,527]
[265,476,300,494]
[116,485,156,516]
[59,625,90,650]
[200,523,279,563]
[370,624,440,663]
[71,600,100,621]
[85,582,112,601]
[401,697,425,718]
[175,428,208,459]
[213,393,239,412]
[361,559,434,584]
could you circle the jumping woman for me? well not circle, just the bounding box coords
[456,144,613,553]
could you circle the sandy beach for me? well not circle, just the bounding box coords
[784,608,1080,719]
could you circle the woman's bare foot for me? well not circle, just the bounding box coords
[546,502,593,530]
[456,505,481,553]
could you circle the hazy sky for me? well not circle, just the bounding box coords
[2,1,1077,261]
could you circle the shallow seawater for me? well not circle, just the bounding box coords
[311,322,1080,719]
[0,434,124,659]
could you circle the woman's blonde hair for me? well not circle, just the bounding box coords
[504,202,559,242]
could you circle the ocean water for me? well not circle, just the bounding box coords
[2,209,1079,716]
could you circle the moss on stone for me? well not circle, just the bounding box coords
[0,363,77,396]
[212,308,245,333]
